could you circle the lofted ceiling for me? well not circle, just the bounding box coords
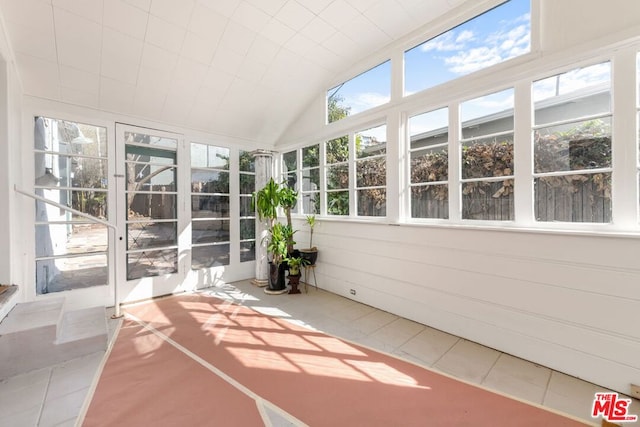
[0,0,464,144]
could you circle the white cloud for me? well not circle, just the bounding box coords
[442,16,531,76]
[345,92,390,115]
[456,30,474,44]
[420,30,468,53]
[445,46,503,74]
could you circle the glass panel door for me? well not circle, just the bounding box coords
[116,124,184,301]
[124,131,178,280]
[33,117,110,295]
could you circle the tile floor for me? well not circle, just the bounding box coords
[0,279,637,426]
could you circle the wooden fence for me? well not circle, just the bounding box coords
[411,178,611,222]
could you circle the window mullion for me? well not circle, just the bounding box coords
[513,80,534,226]
[612,49,639,228]
[449,103,461,222]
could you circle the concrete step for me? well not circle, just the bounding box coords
[0,299,107,379]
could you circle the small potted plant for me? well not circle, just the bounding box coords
[299,215,318,265]
[285,256,309,294]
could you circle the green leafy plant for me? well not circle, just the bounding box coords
[305,215,316,249]
[284,256,309,276]
[253,178,280,229]
[266,222,289,267]
[278,182,298,252]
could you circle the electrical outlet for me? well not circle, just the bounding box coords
[349,289,356,295]
[631,384,640,399]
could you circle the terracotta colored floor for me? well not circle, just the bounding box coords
[81,292,592,426]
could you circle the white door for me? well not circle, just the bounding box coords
[32,116,114,310]
[115,124,188,302]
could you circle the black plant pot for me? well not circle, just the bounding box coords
[299,249,318,265]
[269,262,287,291]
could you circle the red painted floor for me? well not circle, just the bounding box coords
[84,294,590,426]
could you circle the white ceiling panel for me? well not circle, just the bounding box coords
[59,65,99,95]
[319,0,361,30]
[54,9,102,74]
[259,18,296,46]
[246,36,281,65]
[364,1,414,39]
[145,15,187,54]
[133,84,167,118]
[275,1,315,32]
[15,52,60,99]
[196,0,240,19]
[231,2,270,32]
[60,85,99,109]
[295,0,333,15]
[52,0,102,24]
[99,77,135,114]
[101,28,144,85]
[299,16,338,45]
[218,21,257,57]
[103,0,148,40]
[122,0,151,13]
[181,31,217,65]
[150,0,194,28]
[244,0,287,17]
[0,0,459,143]
[3,18,56,61]
[188,3,228,42]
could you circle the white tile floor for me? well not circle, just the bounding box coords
[0,279,637,426]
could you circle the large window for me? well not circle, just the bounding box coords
[34,117,108,294]
[325,136,349,216]
[460,89,515,220]
[239,150,255,262]
[190,143,230,268]
[409,108,449,219]
[532,62,612,223]
[327,61,391,124]
[356,124,387,217]
[404,0,530,96]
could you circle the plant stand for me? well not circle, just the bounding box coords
[303,264,318,293]
[288,274,302,294]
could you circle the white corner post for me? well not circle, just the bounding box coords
[251,149,273,287]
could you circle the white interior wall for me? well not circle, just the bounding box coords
[278,1,640,395]
[0,15,23,298]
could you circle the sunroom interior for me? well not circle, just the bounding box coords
[0,0,639,423]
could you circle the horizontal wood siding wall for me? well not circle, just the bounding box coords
[293,218,640,394]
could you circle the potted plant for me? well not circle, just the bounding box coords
[285,256,309,294]
[266,222,289,291]
[254,178,302,291]
[299,215,318,265]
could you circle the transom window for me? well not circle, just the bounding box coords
[404,0,531,96]
[327,61,391,124]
